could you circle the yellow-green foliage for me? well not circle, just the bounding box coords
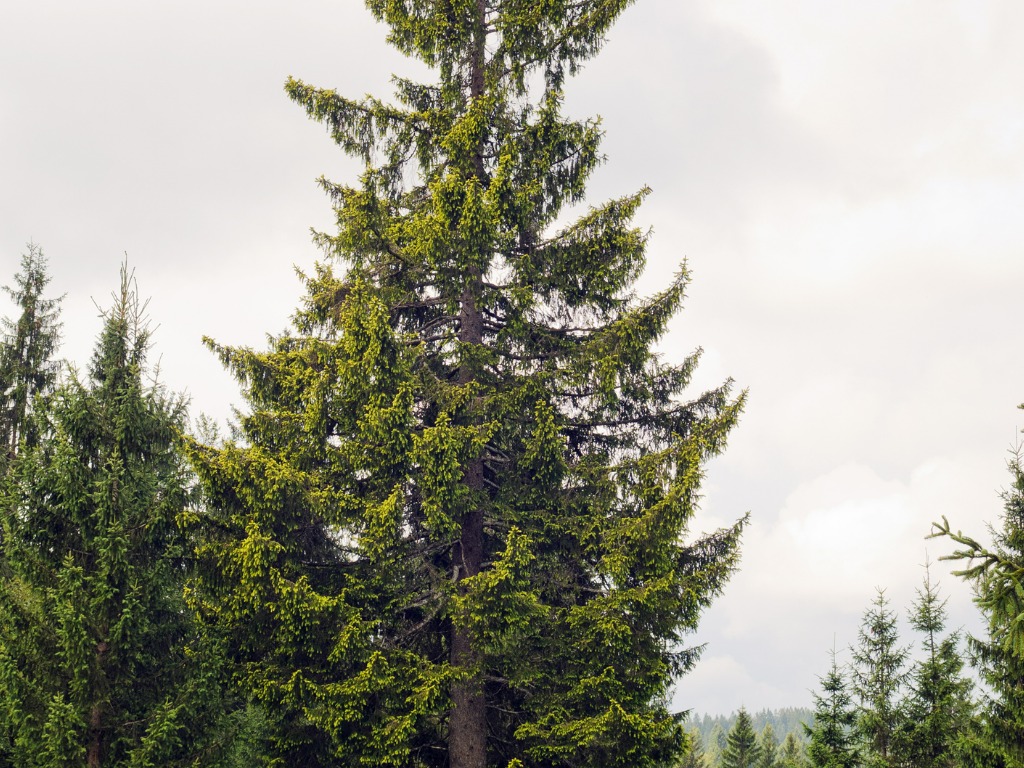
[188,0,748,765]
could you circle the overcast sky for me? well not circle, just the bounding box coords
[4,0,1024,716]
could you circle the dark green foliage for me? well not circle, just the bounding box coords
[805,652,859,768]
[187,0,746,765]
[722,708,761,768]
[850,589,907,768]
[934,432,1024,767]
[891,564,973,768]
[0,269,224,766]
[0,243,62,463]
[957,634,1024,768]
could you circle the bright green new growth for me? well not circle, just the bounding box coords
[188,0,746,765]
[0,269,222,767]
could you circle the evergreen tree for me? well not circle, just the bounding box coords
[0,242,62,463]
[934,433,1024,767]
[705,723,728,768]
[891,563,973,768]
[850,589,906,768]
[756,723,779,768]
[187,0,746,766]
[0,269,223,767]
[678,727,704,768]
[958,636,1024,768]
[779,732,808,768]
[805,652,859,768]
[722,708,761,768]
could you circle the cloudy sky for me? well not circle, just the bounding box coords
[4,0,1024,716]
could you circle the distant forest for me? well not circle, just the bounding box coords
[686,708,814,746]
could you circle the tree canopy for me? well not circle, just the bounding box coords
[0,269,223,766]
[184,0,746,766]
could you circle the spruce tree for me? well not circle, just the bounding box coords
[891,564,973,768]
[0,242,62,463]
[850,589,907,768]
[721,708,761,768]
[934,433,1024,767]
[678,727,704,768]
[805,651,859,768]
[756,723,779,768]
[0,269,222,767]
[958,636,1024,768]
[779,732,808,768]
[186,0,746,765]
[705,723,728,768]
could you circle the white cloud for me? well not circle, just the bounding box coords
[678,453,1003,714]
[674,653,789,715]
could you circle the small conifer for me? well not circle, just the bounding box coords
[0,242,62,463]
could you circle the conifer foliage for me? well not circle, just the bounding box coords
[892,565,973,768]
[722,708,761,768]
[934,432,1024,767]
[0,243,62,463]
[756,723,779,768]
[805,652,859,768]
[679,728,705,768]
[187,0,746,765]
[850,590,906,768]
[779,732,808,768]
[0,269,218,767]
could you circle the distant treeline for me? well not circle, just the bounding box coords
[686,708,813,747]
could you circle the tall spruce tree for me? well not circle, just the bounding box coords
[805,651,859,768]
[0,243,63,464]
[850,589,907,768]
[0,269,222,767]
[891,564,973,768]
[186,0,746,766]
[721,709,761,768]
[934,432,1024,767]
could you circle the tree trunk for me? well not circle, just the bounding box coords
[450,277,487,768]
[449,4,490,765]
[87,640,109,768]
[87,703,103,768]
[449,456,486,768]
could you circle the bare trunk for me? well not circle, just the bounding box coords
[87,703,102,768]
